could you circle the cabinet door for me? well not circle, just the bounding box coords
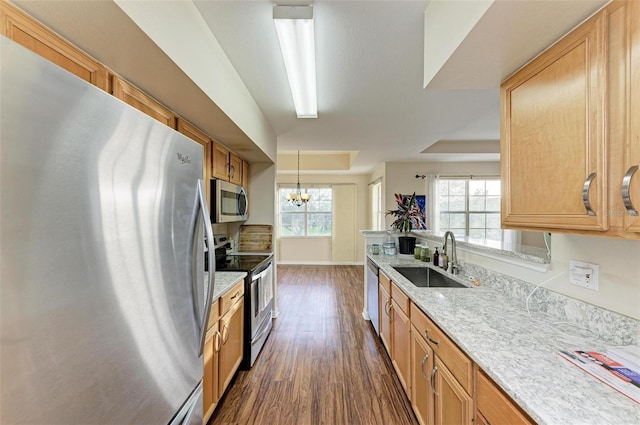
[623,0,640,232]
[476,368,533,425]
[212,142,230,181]
[229,153,243,185]
[433,357,472,425]
[378,283,392,355]
[177,118,212,208]
[392,298,411,395]
[218,298,244,396]
[501,12,607,232]
[112,76,176,128]
[411,325,434,425]
[203,325,219,423]
[0,1,108,90]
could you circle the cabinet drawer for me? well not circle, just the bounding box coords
[219,280,244,315]
[410,302,472,394]
[207,299,220,330]
[391,281,410,316]
[476,368,533,425]
[379,270,391,294]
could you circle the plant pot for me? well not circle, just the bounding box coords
[398,236,416,255]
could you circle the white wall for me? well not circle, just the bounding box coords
[276,174,369,264]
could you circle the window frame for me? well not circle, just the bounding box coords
[437,178,502,241]
[278,186,333,238]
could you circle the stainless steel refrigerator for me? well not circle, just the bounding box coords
[0,37,215,424]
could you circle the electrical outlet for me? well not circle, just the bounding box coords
[569,260,599,291]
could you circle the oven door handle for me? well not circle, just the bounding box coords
[252,262,272,281]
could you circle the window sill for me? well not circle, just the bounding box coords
[411,231,550,272]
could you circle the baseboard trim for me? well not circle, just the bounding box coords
[277,261,365,266]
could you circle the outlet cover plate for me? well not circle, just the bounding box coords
[569,259,599,291]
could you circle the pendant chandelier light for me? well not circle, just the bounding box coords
[286,151,310,206]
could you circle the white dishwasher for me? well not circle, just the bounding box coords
[366,258,380,335]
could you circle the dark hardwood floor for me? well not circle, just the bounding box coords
[209,265,418,425]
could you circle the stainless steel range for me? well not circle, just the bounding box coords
[214,245,274,368]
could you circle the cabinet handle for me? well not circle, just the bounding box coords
[384,300,391,317]
[582,172,597,216]
[622,165,639,216]
[222,323,229,345]
[229,164,235,178]
[230,291,241,301]
[421,353,429,380]
[424,330,439,346]
[214,330,222,352]
[430,366,439,396]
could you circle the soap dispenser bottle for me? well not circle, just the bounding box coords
[441,246,448,269]
[433,247,439,266]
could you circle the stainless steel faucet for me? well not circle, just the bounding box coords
[443,231,459,275]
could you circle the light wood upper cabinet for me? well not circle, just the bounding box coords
[501,10,607,232]
[177,118,212,207]
[212,142,230,181]
[502,0,640,239]
[229,153,243,186]
[621,0,640,233]
[0,0,108,90]
[112,76,176,128]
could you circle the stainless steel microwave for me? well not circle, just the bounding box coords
[211,179,248,223]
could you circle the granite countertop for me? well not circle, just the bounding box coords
[204,271,247,302]
[368,253,640,425]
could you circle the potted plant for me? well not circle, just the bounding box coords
[386,193,426,254]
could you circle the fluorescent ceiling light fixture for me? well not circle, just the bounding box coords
[273,5,317,118]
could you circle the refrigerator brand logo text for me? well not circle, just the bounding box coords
[177,153,191,164]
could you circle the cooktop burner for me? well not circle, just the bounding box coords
[217,254,271,272]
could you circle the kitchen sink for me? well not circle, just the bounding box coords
[392,266,469,288]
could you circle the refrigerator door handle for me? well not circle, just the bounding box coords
[193,179,215,357]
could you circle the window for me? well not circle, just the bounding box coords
[370,179,383,230]
[279,187,332,237]
[438,179,501,241]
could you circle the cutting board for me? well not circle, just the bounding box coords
[238,224,273,253]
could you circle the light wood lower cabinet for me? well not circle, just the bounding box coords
[218,295,244,396]
[433,356,473,425]
[203,281,244,424]
[475,367,534,425]
[378,272,392,355]
[203,323,220,422]
[411,323,434,425]
[410,302,472,425]
[391,281,411,395]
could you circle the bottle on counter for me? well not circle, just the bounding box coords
[438,246,445,268]
[441,246,448,270]
[433,247,439,266]
[414,244,422,259]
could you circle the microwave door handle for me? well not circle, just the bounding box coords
[191,179,214,357]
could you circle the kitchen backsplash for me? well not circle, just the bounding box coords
[459,261,639,346]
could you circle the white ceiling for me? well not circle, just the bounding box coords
[193,0,607,173]
[11,0,608,174]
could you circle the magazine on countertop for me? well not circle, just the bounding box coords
[558,347,640,405]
